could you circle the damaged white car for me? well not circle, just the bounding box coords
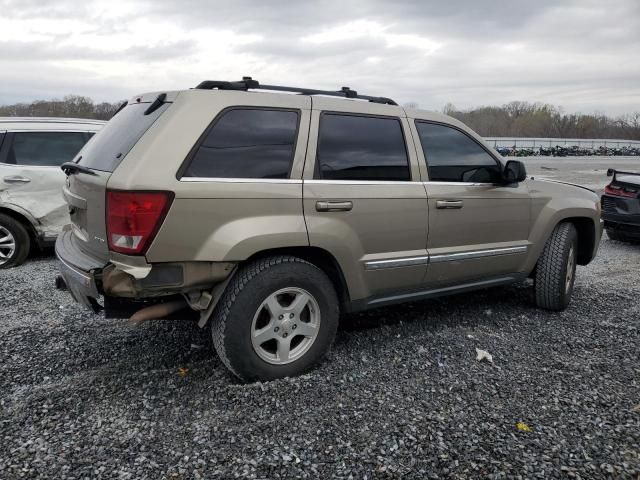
[0,117,104,268]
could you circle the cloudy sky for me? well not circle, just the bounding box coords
[1,0,639,115]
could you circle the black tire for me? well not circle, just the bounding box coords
[211,255,339,382]
[0,213,31,269]
[534,222,578,311]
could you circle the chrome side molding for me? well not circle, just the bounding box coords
[365,255,430,271]
[429,246,527,264]
[364,246,527,270]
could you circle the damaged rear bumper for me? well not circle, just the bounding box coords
[55,227,236,319]
[55,227,104,310]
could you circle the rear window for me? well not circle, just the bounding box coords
[77,102,170,172]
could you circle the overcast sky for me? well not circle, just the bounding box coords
[1,0,639,115]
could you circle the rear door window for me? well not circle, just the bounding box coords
[3,132,87,167]
[182,108,299,179]
[77,102,170,172]
[315,114,410,181]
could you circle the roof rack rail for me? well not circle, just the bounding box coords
[194,77,398,106]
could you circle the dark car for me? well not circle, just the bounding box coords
[602,169,640,243]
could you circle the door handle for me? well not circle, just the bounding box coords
[316,201,353,212]
[436,200,464,209]
[3,175,31,184]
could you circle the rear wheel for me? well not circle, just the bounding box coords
[211,255,339,382]
[0,213,30,269]
[534,222,578,311]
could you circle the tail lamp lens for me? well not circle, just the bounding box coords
[106,191,173,254]
[605,184,637,198]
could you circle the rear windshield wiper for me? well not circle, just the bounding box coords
[144,93,167,115]
[61,161,97,176]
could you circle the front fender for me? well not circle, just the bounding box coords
[524,180,601,272]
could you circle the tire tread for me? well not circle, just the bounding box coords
[535,222,576,311]
[211,255,319,380]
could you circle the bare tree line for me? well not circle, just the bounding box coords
[0,95,123,121]
[442,101,640,140]
[1,95,639,140]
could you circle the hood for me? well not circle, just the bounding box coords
[535,178,596,194]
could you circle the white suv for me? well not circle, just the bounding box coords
[0,117,104,268]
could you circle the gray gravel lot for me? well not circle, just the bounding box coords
[1,157,639,479]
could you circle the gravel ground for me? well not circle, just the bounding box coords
[1,159,639,479]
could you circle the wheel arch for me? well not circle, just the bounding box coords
[562,216,597,265]
[245,246,351,311]
[0,205,39,247]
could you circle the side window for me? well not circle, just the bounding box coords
[415,122,502,183]
[183,108,299,179]
[316,114,410,181]
[5,132,87,167]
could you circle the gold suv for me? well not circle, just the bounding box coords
[56,78,603,381]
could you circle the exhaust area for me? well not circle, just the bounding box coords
[128,300,187,326]
[55,275,67,291]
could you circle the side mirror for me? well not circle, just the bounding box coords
[503,160,527,183]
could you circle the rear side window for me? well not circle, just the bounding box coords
[415,122,502,183]
[78,102,170,172]
[316,114,410,181]
[183,108,299,179]
[4,132,87,167]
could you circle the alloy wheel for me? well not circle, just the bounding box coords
[250,287,321,365]
[0,226,16,266]
[565,245,576,294]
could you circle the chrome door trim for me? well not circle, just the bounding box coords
[423,181,495,186]
[365,255,430,271]
[364,246,527,270]
[180,178,303,184]
[305,179,419,185]
[429,246,527,264]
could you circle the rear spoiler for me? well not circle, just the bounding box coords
[607,168,640,179]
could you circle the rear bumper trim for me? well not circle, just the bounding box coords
[56,252,100,307]
[55,228,103,309]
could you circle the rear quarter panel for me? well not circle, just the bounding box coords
[107,90,312,263]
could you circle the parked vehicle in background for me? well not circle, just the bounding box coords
[55,78,602,382]
[602,169,640,243]
[496,145,640,157]
[0,117,104,268]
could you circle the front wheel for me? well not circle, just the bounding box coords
[211,256,339,382]
[534,222,578,311]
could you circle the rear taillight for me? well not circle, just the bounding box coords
[106,190,173,255]
[605,184,638,198]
